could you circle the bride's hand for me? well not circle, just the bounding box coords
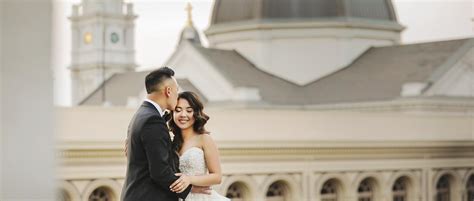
[170,173,191,193]
[191,186,212,195]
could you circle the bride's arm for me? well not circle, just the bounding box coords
[189,134,222,186]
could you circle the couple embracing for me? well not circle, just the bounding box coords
[121,67,229,201]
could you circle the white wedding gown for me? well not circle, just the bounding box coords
[179,147,230,201]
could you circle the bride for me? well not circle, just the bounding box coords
[168,91,229,201]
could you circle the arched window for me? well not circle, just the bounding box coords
[358,178,374,201]
[436,175,450,201]
[88,187,113,201]
[467,175,474,201]
[266,181,288,201]
[392,177,408,201]
[321,179,338,201]
[56,189,70,201]
[226,182,247,201]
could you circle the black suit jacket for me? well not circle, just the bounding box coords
[121,101,192,201]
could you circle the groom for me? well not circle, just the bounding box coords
[121,67,193,201]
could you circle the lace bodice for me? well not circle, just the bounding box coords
[179,147,207,176]
[178,147,230,201]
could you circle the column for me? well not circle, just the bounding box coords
[1,0,55,200]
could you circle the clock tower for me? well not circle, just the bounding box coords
[69,0,137,105]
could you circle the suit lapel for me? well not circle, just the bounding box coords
[142,102,177,171]
[141,101,169,138]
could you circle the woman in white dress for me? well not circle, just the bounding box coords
[168,91,230,201]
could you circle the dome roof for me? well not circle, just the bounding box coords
[210,0,398,25]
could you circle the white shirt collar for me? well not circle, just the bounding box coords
[144,98,165,117]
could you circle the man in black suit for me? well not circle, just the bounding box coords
[121,67,194,201]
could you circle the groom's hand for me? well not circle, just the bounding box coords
[170,173,191,193]
[191,186,212,195]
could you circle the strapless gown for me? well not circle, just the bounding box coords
[179,147,230,201]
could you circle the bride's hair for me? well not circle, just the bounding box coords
[169,91,210,153]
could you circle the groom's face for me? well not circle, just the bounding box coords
[167,77,179,110]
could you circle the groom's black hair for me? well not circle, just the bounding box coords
[145,67,175,94]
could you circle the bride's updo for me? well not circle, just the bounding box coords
[169,91,210,153]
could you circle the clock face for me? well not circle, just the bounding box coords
[83,32,93,44]
[110,32,119,44]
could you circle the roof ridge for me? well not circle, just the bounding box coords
[374,37,472,49]
[229,49,304,87]
[78,73,118,105]
[423,38,474,93]
[302,46,375,87]
[191,43,305,87]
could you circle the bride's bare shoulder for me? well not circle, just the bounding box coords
[199,134,216,148]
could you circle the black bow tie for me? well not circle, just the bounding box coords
[162,111,171,121]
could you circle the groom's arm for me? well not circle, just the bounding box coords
[141,116,191,199]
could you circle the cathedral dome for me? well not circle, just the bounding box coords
[210,0,398,26]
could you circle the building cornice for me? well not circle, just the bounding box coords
[69,14,137,22]
[205,18,404,36]
[57,140,474,165]
[206,96,474,114]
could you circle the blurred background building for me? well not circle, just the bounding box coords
[56,0,474,201]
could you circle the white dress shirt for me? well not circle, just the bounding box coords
[144,98,165,117]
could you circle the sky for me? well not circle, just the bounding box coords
[53,0,474,106]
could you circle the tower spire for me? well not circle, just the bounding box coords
[177,1,201,45]
[185,2,193,26]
